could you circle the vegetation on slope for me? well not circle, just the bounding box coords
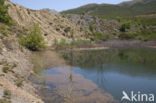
[62,0,156,41]
[62,0,156,17]
[117,16,156,40]
[0,0,13,25]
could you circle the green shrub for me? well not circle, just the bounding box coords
[19,24,45,51]
[93,32,107,41]
[138,30,156,41]
[0,0,13,25]
[64,27,71,33]
[49,22,53,25]
[119,33,136,39]
[2,66,9,73]
[54,38,70,48]
[16,80,23,87]
[0,89,11,103]
[80,27,83,32]
[120,22,130,32]
[89,24,94,32]
[58,38,68,46]
[0,25,9,36]
[3,90,11,100]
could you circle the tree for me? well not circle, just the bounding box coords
[120,22,130,32]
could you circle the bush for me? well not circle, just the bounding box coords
[3,90,11,100]
[119,33,136,39]
[16,80,23,87]
[64,27,71,33]
[54,38,70,48]
[93,32,107,41]
[138,30,156,41]
[0,0,13,25]
[0,25,9,36]
[2,66,9,73]
[120,22,130,32]
[89,24,94,32]
[58,38,68,46]
[0,89,11,103]
[19,24,45,51]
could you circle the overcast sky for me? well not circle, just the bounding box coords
[10,0,132,12]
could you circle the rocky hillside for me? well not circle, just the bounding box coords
[64,13,156,41]
[62,0,156,41]
[7,1,92,46]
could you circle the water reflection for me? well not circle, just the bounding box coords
[60,48,156,77]
[37,67,116,103]
[59,48,156,101]
[32,48,156,103]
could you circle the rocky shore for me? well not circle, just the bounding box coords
[0,36,43,103]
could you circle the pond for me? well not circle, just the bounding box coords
[32,48,156,103]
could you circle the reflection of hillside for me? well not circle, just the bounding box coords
[60,49,156,77]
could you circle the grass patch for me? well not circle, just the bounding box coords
[93,32,107,41]
[119,33,136,40]
[56,38,69,47]
[54,38,92,49]
[138,30,156,41]
[70,39,92,47]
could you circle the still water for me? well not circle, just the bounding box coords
[33,48,156,103]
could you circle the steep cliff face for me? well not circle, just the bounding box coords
[7,1,92,46]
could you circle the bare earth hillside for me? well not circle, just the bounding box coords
[7,1,92,46]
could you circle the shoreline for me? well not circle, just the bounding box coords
[50,40,156,51]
